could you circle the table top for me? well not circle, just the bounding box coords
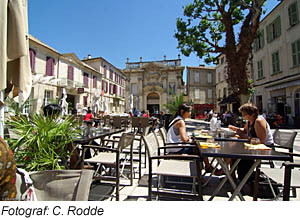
[196,141,291,161]
[73,128,125,145]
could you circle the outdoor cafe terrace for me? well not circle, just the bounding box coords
[8,115,300,202]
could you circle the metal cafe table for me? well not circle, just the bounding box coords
[195,141,291,201]
[73,128,125,168]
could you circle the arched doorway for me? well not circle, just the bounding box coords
[147,92,160,115]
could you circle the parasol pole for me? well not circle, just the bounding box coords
[0,90,5,138]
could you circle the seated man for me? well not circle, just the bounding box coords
[0,137,16,201]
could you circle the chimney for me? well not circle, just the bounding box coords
[88,54,91,59]
[126,57,129,63]
[178,54,181,60]
[164,55,166,60]
[140,57,142,62]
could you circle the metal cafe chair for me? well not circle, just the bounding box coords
[260,130,298,200]
[81,132,135,201]
[142,131,203,201]
[16,169,94,201]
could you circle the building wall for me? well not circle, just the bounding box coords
[186,66,216,106]
[124,56,184,114]
[28,35,103,115]
[252,0,300,126]
[83,57,126,114]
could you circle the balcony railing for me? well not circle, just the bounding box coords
[57,78,88,89]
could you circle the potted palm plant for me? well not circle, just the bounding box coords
[6,111,81,171]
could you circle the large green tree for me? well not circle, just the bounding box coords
[175,0,277,101]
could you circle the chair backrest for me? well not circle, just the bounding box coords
[112,116,122,129]
[142,131,160,159]
[131,117,140,128]
[118,132,135,151]
[103,115,111,127]
[25,169,94,201]
[272,129,297,152]
[140,117,149,128]
[159,127,167,145]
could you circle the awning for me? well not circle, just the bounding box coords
[219,94,240,105]
[265,79,300,91]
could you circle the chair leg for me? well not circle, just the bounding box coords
[116,153,120,201]
[148,163,152,201]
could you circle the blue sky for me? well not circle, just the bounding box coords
[28,0,280,81]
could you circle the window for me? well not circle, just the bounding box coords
[221,57,224,64]
[207,89,212,99]
[272,51,280,74]
[104,65,107,78]
[44,90,52,106]
[67,66,74,80]
[83,96,88,107]
[46,57,55,76]
[292,39,300,66]
[257,60,264,79]
[102,81,108,93]
[207,72,212,83]
[29,49,36,73]
[83,72,89,87]
[93,75,97,88]
[218,72,221,82]
[113,85,117,95]
[169,82,176,95]
[288,1,299,26]
[110,70,113,80]
[253,29,265,52]
[266,16,281,43]
[223,88,227,98]
[195,88,200,99]
[131,83,137,95]
[194,71,200,83]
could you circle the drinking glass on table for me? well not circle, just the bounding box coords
[207,137,215,143]
[250,138,261,145]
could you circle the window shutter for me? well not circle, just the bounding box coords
[67,66,74,80]
[29,49,36,72]
[83,72,89,87]
[266,24,272,43]
[261,29,265,48]
[104,65,107,78]
[275,16,281,38]
[93,76,97,88]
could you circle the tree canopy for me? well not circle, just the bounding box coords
[175,0,276,98]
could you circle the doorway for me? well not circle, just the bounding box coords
[147,92,160,115]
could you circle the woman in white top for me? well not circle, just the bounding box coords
[228,103,274,180]
[166,104,213,172]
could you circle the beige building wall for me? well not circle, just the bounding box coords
[83,57,126,114]
[124,56,184,114]
[215,54,231,113]
[28,35,102,115]
[186,66,216,107]
[252,0,300,126]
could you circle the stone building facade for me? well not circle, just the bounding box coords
[26,35,125,115]
[252,0,300,126]
[123,56,184,114]
[82,57,126,113]
[186,66,216,118]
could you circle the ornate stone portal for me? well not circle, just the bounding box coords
[124,56,184,114]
